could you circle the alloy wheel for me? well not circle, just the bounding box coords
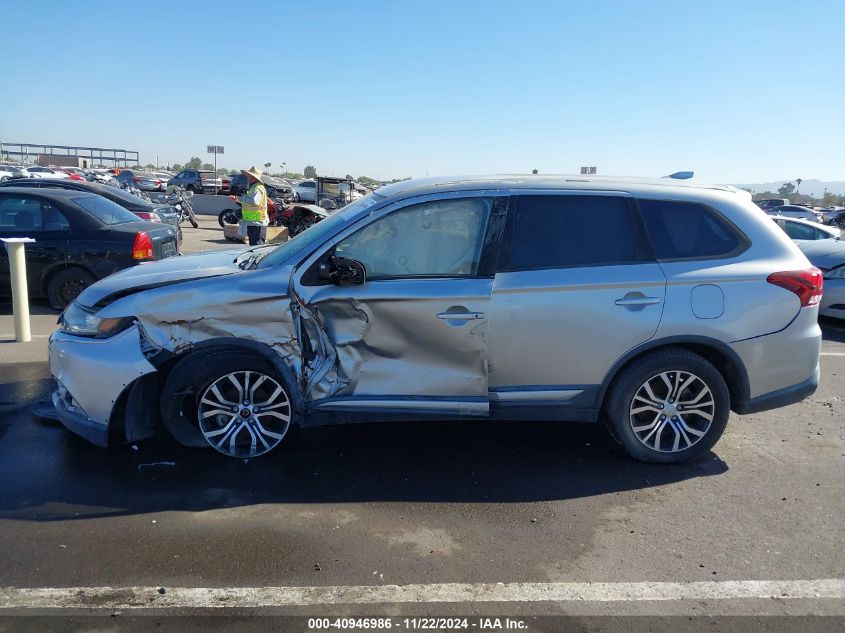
[629,371,714,453]
[197,371,291,458]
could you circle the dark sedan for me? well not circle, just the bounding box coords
[0,187,179,308]
[115,170,166,192]
[0,179,182,251]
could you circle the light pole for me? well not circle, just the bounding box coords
[281,162,286,177]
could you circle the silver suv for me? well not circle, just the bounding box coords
[49,175,823,463]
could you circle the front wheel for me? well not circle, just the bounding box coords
[160,350,295,458]
[603,349,730,463]
[218,208,241,227]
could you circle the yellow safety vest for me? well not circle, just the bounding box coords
[241,182,268,222]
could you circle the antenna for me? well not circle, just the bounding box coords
[665,171,695,180]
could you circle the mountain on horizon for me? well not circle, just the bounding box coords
[733,179,845,197]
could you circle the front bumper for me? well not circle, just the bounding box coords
[49,325,157,446]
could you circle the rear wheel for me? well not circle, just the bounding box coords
[47,268,96,309]
[603,349,730,463]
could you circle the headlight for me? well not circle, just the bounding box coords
[823,265,845,280]
[60,302,133,338]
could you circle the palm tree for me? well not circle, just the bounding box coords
[795,178,802,194]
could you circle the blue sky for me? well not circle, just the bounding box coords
[1,0,843,182]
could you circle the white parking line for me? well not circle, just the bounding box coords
[1,579,843,609]
[820,352,845,356]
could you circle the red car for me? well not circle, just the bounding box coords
[56,167,87,181]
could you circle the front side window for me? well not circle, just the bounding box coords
[335,198,492,278]
[638,199,744,260]
[506,195,643,270]
[0,197,68,231]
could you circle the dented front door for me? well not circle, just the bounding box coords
[292,193,505,415]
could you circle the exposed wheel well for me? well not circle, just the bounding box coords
[599,341,748,413]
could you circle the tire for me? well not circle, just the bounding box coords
[218,208,241,227]
[188,209,198,228]
[46,268,96,310]
[602,349,730,464]
[160,349,296,458]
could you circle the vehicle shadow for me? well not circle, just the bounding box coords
[820,317,845,342]
[0,401,728,522]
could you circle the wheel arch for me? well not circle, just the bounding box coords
[597,336,750,413]
[41,263,97,296]
[157,337,305,418]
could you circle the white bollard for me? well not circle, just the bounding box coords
[2,238,35,343]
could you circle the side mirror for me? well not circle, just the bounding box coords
[326,256,366,286]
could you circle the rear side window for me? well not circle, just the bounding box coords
[71,194,139,225]
[506,195,645,270]
[637,199,744,260]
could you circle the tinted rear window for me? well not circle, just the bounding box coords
[638,199,743,260]
[507,195,644,270]
[71,194,140,225]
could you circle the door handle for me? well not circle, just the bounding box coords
[614,295,661,306]
[436,312,485,320]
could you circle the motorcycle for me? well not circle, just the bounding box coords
[217,195,283,228]
[163,187,198,228]
[218,198,328,238]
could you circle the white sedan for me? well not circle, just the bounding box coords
[771,215,840,241]
[20,166,70,179]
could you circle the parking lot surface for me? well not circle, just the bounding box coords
[0,219,843,623]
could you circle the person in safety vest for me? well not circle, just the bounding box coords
[238,166,268,245]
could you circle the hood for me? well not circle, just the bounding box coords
[78,248,245,308]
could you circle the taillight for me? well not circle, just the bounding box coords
[134,177,142,183]
[767,268,823,307]
[134,212,161,222]
[132,231,154,260]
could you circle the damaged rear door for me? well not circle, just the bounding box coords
[292,191,507,416]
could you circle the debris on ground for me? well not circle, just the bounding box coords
[138,461,176,471]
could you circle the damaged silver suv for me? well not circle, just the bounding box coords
[49,176,823,463]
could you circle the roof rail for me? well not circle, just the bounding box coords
[664,171,695,180]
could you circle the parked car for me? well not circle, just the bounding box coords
[796,239,845,320]
[0,187,178,308]
[228,174,295,201]
[765,205,820,222]
[755,198,790,211]
[115,170,167,192]
[48,175,822,464]
[20,166,69,179]
[167,169,221,194]
[771,216,841,241]
[817,207,844,225]
[293,179,317,202]
[0,165,25,182]
[0,179,183,252]
[54,167,87,182]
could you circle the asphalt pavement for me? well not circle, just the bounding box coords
[0,219,843,630]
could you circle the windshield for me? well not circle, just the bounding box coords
[71,194,142,225]
[257,193,383,269]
